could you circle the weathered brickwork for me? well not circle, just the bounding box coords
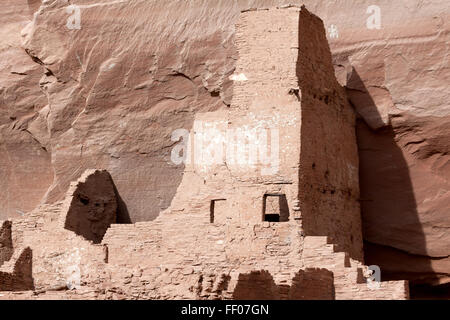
[0,221,13,266]
[296,9,363,260]
[64,169,117,244]
[0,7,408,300]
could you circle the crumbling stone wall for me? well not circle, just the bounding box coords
[165,5,363,262]
[101,218,304,299]
[168,6,303,226]
[289,268,335,300]
[9,171,109,291]
[232,268,335,300]
[64,170,117,244]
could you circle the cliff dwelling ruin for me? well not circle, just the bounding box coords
[0,6,411,300]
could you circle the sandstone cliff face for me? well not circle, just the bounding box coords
[0,0,448,294]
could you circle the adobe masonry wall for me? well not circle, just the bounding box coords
[0,221,13,266]
[167,7,302,226]
[64,169,117,244]
[302,236,409,300]
[296,8,363,260]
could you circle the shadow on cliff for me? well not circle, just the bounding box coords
[112,181,132,224]
[347,69,435,299]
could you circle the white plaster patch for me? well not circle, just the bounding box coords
[229,73,248,81]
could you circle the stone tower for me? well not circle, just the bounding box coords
[169,5,363,261]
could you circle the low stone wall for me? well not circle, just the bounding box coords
[0,221,13,266]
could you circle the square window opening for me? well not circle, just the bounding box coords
[262,194,289,222]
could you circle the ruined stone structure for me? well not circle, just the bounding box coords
[0,7,409,300]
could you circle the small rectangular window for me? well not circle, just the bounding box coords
[263,194,289,222]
